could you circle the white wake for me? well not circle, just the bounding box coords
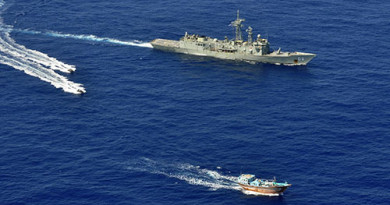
[127,158,241,191]
[16,29,153,48]
[0,0,85,94]
[0,0,153,94]
[127,158,286,197]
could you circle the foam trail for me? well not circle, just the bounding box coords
[127,158,241,191]
[0,52,84,94]
[15,28,153,48]
[127,158,283,196]
[0,33,76,73]
[0,1,85,94]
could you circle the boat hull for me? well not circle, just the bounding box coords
[238,183,291,195]
[151,39,315,66]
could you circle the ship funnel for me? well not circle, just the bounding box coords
[246,26,253,43]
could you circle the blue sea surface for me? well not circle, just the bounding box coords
[0,0,389,204]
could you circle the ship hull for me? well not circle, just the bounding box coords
[238,183,290,195]
[151,39,315,66]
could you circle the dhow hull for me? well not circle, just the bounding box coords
[238,183,291,195]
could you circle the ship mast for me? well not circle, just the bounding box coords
[231,10,245,41]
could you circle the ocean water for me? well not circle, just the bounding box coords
[0,0,389,204]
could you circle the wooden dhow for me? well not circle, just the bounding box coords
[237,174,291,196]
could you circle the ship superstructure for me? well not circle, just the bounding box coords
[151,11,316,65]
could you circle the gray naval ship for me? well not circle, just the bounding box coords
[151,11,316,66]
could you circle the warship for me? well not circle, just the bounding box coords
[151,11,316,65]
[237,174,291,196]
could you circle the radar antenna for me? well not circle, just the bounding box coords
[231,10,245,41]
